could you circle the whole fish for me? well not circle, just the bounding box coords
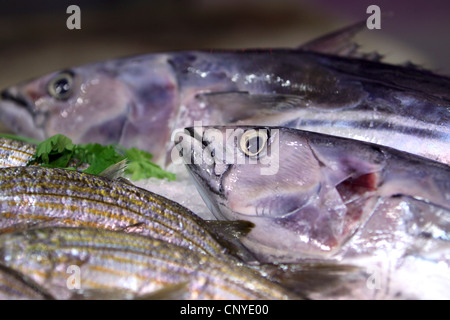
[0,226,296,300]
[1,23,449,165]
[0,166,253,260]
[177,125,450,299]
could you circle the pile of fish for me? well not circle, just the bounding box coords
[0,23,449,299]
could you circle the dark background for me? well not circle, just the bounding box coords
[0,0,448,89]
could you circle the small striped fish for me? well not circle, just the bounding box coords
[0,227,296,300]
[0,138,35,167]
[0,166,236,259]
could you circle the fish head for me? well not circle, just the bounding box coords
[0,63,133,143]
[0,55,179,163]
[178,125,384,262]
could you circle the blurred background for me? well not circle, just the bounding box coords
[0,0,448,99]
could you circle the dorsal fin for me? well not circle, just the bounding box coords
[299,21,366,55]
[299,21,383,62]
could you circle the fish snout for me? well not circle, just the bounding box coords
[183,126,196,138]
[1,88,29,108]
[174,128,205,166]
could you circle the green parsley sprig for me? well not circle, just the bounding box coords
[27,134,175,181]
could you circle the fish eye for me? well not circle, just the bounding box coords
[47,71,74,100]
[239,129,268,157]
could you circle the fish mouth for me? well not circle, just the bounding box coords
[1,89,30,108]
[0,88,46,140]
[175,127,228,220]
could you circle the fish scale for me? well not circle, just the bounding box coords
[0,166,226,258]
[0,138,35,167]
[0,262,54,300]
[0,227,294,300]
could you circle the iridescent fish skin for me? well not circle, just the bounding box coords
[0,138,35,168]
[0,263,54,300]
[0,227,295,300]
[180,126,450,299]
[0,166,227,258]
[1,25,449,165]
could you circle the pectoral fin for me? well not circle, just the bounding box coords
[205,220,260,263]
[196,91,305,124]
[98,159,128,180]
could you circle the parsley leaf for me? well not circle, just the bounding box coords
[75,143,125,175]
[125,147,176,181]
[26,134,175,181]
[33,134,74,167]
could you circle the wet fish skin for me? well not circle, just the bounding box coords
[181,125,450,258]
[179,125,450,298]
[0,137,35,168]
[0,262,54,300]
[0,166,229,259]
[0,226,295,300]
[1,25,449,165]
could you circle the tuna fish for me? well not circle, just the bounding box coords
[177,125,450,299]
[1,23,449,166]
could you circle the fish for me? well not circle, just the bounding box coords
[0,262,54,300]
[0,165,255,260]
[0,226,297,300]
[178,125,450,299]
[0,137,35,167]
[0,23,449,166]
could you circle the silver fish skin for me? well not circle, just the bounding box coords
[0,227,295,300]
[179,126,450,299]
[0,262,54,300]
[0,137,35,167]
[1,25,449,165]
[0,166,231,259]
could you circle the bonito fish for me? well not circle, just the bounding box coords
[0,226,297,300]
[0,166,250,259]
[0,23,449,165]
[178,125,450,299]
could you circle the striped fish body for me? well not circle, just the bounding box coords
[0,263,54,299]
[0,166,226,258]
[0,227,293,300]
[0,138,35,167]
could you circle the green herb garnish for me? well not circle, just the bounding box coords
[125,147,176,181]
[74,143,125,175]
[34,134,75,167]
[27,134,175,181]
